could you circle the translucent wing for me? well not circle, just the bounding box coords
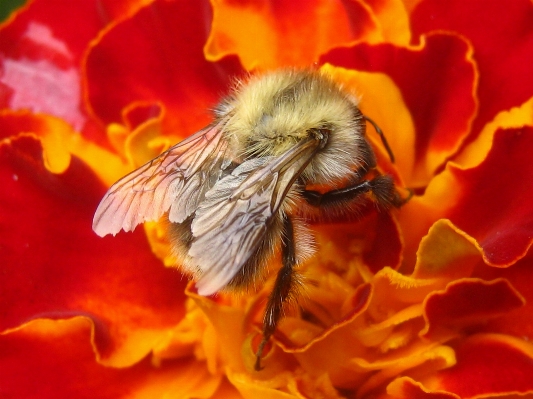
[93,123,230,237]
[189,137,321,295]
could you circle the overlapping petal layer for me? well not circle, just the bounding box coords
[84,0,243,135]
[1,0,533,397]
[0,0,153,143]
[0,128,187,366]
[205,0,411,70]
[410,0,533,141]
[421,334,533,398]
[0,317,222,399]
[321,33,477,188]
[405,126,533,268]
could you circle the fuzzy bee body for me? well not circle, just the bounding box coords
[93,69,400,370]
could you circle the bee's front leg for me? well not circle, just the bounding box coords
[302,172,402,210]
[255,215,297,371]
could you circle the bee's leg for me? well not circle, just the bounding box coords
[255,215,296,371]
[302,172,403,209]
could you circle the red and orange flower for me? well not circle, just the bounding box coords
[2,1,533,398]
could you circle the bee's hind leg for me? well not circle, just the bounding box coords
[255,214,297,371]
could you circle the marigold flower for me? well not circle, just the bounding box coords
[1,0,533,398]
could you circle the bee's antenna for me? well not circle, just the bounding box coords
[364,116,395,163]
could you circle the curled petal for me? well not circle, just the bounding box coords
[0,0,149,142]
[386,377,460,399]
[206,0,410,70]
[421,334,533,398]
[0,134,187,366]
[186,284,249,373]
[411,0,533,140]
[422,278,525,340]
[354,344,456,398]
[322,33,477,187]
[473,252,533,340]
[84,0,243,135]
[0,317,220,399]
[279,284,372,387]
[404,126,533,268]
[456,96,533,169]
[412,219,480,281]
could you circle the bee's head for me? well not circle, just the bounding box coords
[219,69,376,185]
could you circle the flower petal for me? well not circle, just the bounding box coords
[421,334,533,398]
[187,286,249,373]
[411,0,533,141]
[473,252,533,341]
[418,127,533,266]
[205,0,410,70]
[0,134,187,366]
[456,96,533,169]
[422,278,525,341]
[0,0,149,141]
[386,376,460,399]
[0,317,220,399]
[354,344,456,398]
[321,33,477,187]
[84,0,243,135]
[412,219,480,281]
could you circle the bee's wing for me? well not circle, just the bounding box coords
[189,137,321,296]
[93,123,230,237]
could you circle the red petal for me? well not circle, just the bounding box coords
[445,127,533,266]
[84,0,243,135]
[422,279,525,340]
[412,127,533,268]
[363,211,403,273]
[0,135,187,365]
[423,334,533,397]
[0,0,145,143]
[0,317,220,399]
[321,33,477,187]
[473,253,533,340]
[411,0,533,141]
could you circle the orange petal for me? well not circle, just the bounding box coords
[354,344,456,398]
[206,0,385,70]
[412,219,480,281]
[186,284,250,373]
[227,369,294,399]
[279,284,373,387]
[386,376,460,399]
[365,0,411,45]
[0,317,221,399]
